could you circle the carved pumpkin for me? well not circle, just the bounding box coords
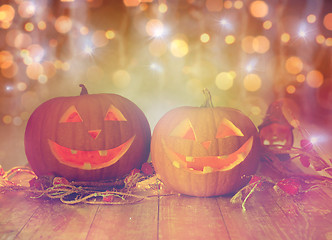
[151,89,260,196]
[25,85,151,181]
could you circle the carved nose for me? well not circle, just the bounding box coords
[201,140,211,150]
[88,129,101,140]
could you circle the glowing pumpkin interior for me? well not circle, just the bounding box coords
[48,104,135,170]
[163,118,253,173]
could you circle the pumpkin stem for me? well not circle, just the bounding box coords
[79,84,88,95]
[201,88,214,108]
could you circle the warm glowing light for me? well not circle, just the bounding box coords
[215,72,234,90]
[281,33,290,43]
[298,29,306,38]
[296,74,305,83]
[285,56,303,75]
[206,0,223,12]
[306,70,323,88]
[0,51,13,69]
[286,85,296,94]
[17,82,27,92]
[1,62,18,78]
[148,39,167,57]
[224,0,232,9]
[200,33,210,43]
[323,13,332,31]
[146,19,165,38]
[62,62,70,71]
[241,36,255,53]
[250,1,268,18]
[243,74,262,92]
[24,22,35,32]
[307,14,316,23]
[84,45,94,55]
[225,35,235,44]
[0,4,15,23]
[170,39,189,58]
[158,3,168,13]
[112,70,131,89]
[38,74,48,84]
[92,30,108,47]
[326,38,332,47]
[316,34,325,44]
[37,21,46,30]
[26,62,43,80]
[27,44,45,62]
[310,137,318,144]
[263,20,272,30]
[149,62,163,73]
[54,16,72,34]
[123,0,140,7]
[253,35,270,53]
[18,1,35,18]
[105,30,115,39]
[2,115,12,125]
[234,0,243,9]
[80,26,89,35]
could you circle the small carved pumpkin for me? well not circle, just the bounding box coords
[151,89,260,196]
[25,85,151,181]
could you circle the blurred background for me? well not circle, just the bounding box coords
[0,0,331,170]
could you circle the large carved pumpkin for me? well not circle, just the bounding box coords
[151,89,260,196]
[25,85,151,181]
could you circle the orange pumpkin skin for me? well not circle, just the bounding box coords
[25,92,151,181]
[151,106,260,197]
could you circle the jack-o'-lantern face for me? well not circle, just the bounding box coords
[25,89,151,181]
[151,106,260,197]
[48,104,135,170]
[162,117,253,173]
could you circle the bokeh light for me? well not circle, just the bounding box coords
[323,13,332,30]
[250,1,269,18]
[225,35,235,44]
[200,33,210,43]
[307,14,316,23]
[285,56,303,75]
[146,19,164,38]
[241,36,255,54]
[281,33,290,43]
[0,0,331,170]
[215,72,234,90]
[306,70,324,88]
[55,16,72,34]
[170,39,189,58]
[253,35,270,53]
[243,74,262,92]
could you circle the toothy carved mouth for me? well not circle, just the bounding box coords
[48,136,135,170]
[163,136,253,173]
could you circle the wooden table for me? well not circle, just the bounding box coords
[1,177,331,240]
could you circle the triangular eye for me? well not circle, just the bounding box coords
[59,105,83,123]
[170,118,196,141]
[216,118,244,138]
[104,105,127,121]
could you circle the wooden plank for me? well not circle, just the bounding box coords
[217,191,293,240]
[271,187,332,240]
[0,192,40,240]
[86,199,158,240]
[159,195,229,240]
[15,199,99,240]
